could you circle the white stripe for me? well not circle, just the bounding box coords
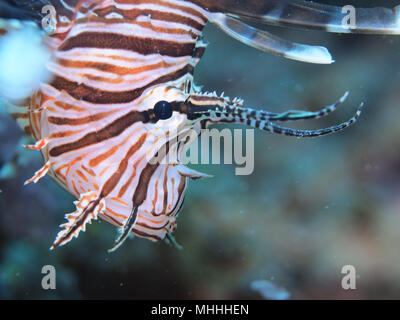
[68,22,198,43]
[54,49,190,71]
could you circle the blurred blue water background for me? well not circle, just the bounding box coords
[1,0,400,299]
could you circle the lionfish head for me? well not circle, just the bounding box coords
[143,83,363,148]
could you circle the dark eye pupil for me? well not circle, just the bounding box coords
[154,100,173,120]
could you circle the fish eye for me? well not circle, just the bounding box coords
[153,100,173,120]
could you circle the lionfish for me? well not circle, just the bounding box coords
[0,0,399,251]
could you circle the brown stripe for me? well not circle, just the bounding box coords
[58,58,174,76]
[89,144,120,167]
[136,221,169,231]
[82,74,124,84]
[23,126,33,136]
[65,0,80,5]
[100,133,147,197]
[59,32,196,57]
[169,175,186,216]
[49,130,82,138]
[118,170,136,198]
[189,95,226,103]
[104,208,163,241]
[48,110,116,125]
[187,65,194,75]
[11,112,29,120]
[187,0,275,15]
[53,2,75,20]
[49,110,148,157]
[52,199,99,248]
[156,0,207,21]
[50,65,190,104]
[76,169,89,183]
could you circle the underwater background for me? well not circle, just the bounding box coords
[1,0,400,299]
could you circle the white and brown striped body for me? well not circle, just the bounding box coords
[5,0,210,245]
[1,0,399,249]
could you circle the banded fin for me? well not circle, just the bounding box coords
[176,164,213,180]
[23,137,49,150]
[241,92,349,122]
[199,0,400,34]
[108,204,138,253]
[210,13,333,64]
[51,191,105,250]
[24,160,51,185]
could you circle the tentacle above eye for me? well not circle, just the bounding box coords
[195,0,400,35]
[177,91,363,138]
[209,13,333,64]
[246,91,349,122]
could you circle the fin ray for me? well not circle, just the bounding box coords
[24,160,51,185]
[51,191,105,249]
[210,13,333,64]
[108,204,138,253]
